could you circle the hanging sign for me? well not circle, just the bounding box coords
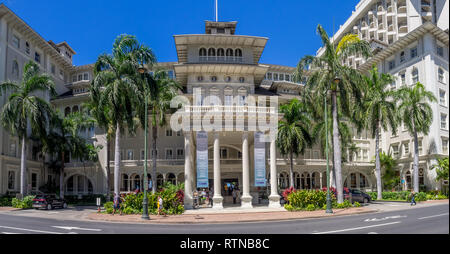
[196,131,209,188]
[254,132,267,187]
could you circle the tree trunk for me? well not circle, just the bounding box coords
[332,91,344,204]
[60,151,64,199]
[106,137,111,201]
[20,136,27,196]
[114,123,121,196]
[289,151,294,188]
[375,122,382,200]
[413,123,420,193]
[152,125,157,194]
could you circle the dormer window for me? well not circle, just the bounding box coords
[211,76,218,82]
[197,76,204,82]
[239,77,245,83]
[225,76,232,82]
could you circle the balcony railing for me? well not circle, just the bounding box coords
[184,105,277,114]
[198,56,243,63]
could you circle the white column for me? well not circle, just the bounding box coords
[212,132,223,209]
[183,132,193,209]
[241,132,253,208]
[269,137,281,208]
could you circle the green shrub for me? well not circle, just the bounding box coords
[0,196,13,207]
[306,204,316,211]
[367,192,378,201]
[287,190,335,211]
[335,200,352,209]
[104,202,113,214]
[105,182,184,215]
[353,202,361,207]
[11,195,35,209]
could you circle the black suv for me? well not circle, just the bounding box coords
[348,189,371,204]
[32,194,68,210]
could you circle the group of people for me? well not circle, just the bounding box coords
[112,193,166,216]
[193,188,214,208]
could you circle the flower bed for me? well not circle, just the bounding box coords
[284,188,357,211]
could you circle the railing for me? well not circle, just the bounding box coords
[198,56,243,63]
[184,106,277,114]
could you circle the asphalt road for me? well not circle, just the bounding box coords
[0,204,447,234]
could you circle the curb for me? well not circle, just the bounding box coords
[85,209,378,225]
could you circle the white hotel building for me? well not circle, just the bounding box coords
[0,1,448,208]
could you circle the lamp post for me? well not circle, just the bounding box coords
[138,64,150,220]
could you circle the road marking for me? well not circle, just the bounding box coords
[312,221,401,234]
[52,226,102,232]
[364,215,407,222]
[418,213,449,220]
[2,232,20,234]
[0,226,64,234]
[367,232,378,234]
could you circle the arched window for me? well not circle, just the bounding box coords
[294,172,301,189]
[12,60,19,79]
[235,48,242,57]
[406,170,412,190]
[306,173,311,189]
[226,48,234,57]
[419,168,424,186]
[64,107,71,117]
[300,173,306,190]
[438,68,445,83]
[412,68,419,84]
[133,175,140,191]
[350,173,357,188]
[177,173,184,185]
[199,48,207,62]
[122,174,129,192]
[199,48,207,56]
[312,172,320,189]
[72,105,79,113]
[279,172,288,189]
[208,48,216,57]
[167,173,176,185]
[359,173,367,189]
[217,48,225,61]
[322,172,327,188]
[157,174,164,189]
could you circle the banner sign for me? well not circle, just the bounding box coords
[196,131,209,188]
[254,132,267,187]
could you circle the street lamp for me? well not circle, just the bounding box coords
[139,63,150,220]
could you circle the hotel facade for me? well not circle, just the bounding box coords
[0,1,448,208]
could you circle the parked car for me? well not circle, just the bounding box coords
[348,189,371,204]
[32,194,68,210]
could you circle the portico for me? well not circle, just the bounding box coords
[183,130,280,209]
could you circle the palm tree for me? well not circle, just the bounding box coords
[44,111,95,198]
[0,61,56,196]
[91,34,155,196]
[378,152,400,191]
[146,69,181,193]
[396,82,436,193]
[277,98,312,188]
[84,95,115,201]
[295,25,372,203]
[362,65,398,200]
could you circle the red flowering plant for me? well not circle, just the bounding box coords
[282,187,296,202]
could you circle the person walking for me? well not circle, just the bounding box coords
[232,188,237,204]
[157,195,166,216]
[410,190,417,206]
[112,193,122,216]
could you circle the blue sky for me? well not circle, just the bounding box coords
[2,0,360,67]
